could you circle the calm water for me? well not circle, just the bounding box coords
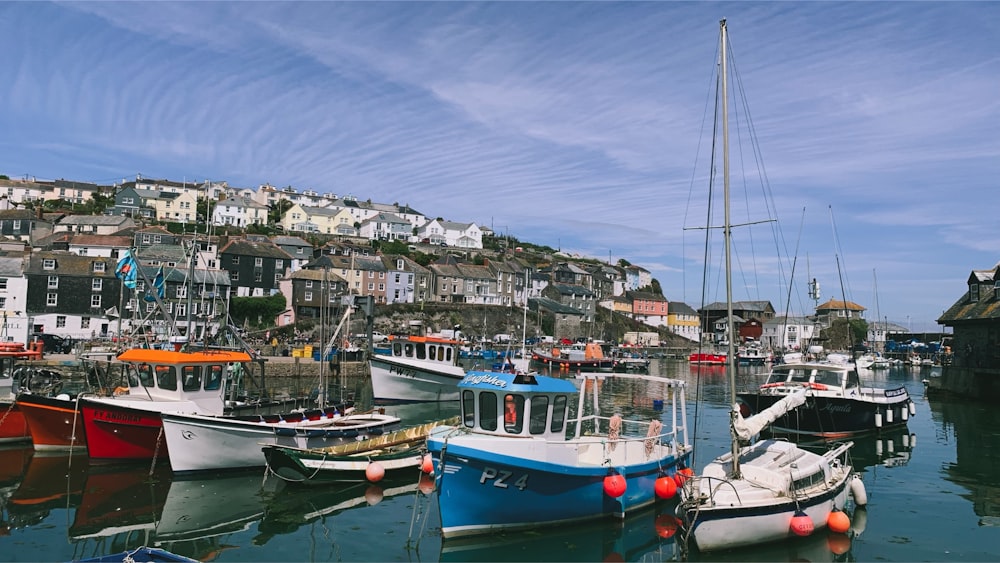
[1,360,998,562]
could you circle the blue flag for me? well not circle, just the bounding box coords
[115,250,138,289]
[144,265,166,302]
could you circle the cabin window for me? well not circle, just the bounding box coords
[416,343,426,360]
[792,470,826,491]
[479,392,498,431]
[393,342,402,356]
[815,370,841,387]
[429,346,437,361]
[846,371,860,388]
[205,365,224,391]
[132,363,154,388]
[551,395,568,433]
[155,365,177,390]
[404,343,414,357]
[182,365,202,391]
[504,394,525,434]
[445,348,453,362]
[529,396,549,435]
[462,390,476,428]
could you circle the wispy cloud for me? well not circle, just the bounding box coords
[2,2,998,330]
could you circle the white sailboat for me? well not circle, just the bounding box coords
[678,19,864,552]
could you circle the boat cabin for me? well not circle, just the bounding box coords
[115,349,252,414]
[458,370,578,440]
[388,335,460,366]
[763,362,860,391]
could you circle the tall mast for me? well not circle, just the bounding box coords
[720,18,740,478]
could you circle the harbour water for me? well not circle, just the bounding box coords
[1,359,998,562]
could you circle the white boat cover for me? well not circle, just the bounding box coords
[733,390,806,440]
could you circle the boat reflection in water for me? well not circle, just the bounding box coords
[438,502,682,562]
[0,445,35,533]
[254,472,430,544]
[768,424,917,473]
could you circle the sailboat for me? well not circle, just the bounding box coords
[678,20,864,552]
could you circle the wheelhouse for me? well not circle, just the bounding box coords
[389,336,459,366]
[764,365,860,390]
[115,349,251,405]
[458,370,578,440]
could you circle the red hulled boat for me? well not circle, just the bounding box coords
[0,342,43,444]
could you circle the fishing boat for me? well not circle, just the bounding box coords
[369,321,466,403]
[677,20,863,552]
[687,352,727,365]
[737,339,769,366]
[530,342,615,371]
[262,417,458,484]
[160,407,401,473]
[0,343,44,444]
[737,352,915,438]
[15,359,111,451]
[425,370,691,538]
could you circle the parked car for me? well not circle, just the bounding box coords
[30,333,72,354]
[353,331,389,343]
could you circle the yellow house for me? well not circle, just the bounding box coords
[281,204,355,235]
[153,191,199,223]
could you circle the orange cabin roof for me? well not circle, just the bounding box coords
[388,335,459,345]
[117,348,252,364]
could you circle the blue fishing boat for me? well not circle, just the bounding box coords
[426,370,692,538]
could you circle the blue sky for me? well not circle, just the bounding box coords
[2,2,997,332]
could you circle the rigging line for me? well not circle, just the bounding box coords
[682,32,726,306]
[828,205,854,304]
[728,39,796,304]
[690,69,724,460]
[780,208,807,350]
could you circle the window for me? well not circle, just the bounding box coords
[276,259,283,269]
[205,365,224,391]
[0,297,5,309]
[230,271,239,281]
[92,278,103,291]
[254,272,262,282]
[93,261,106,272]
[529,396,549,435]
[305,280,313,288]
[970,283,980,303]
[182,366,202,391]
[12,220,20,230]
[176,286,187,299]
[305,291,313,301]
[551,396,568,433]
[0,278,6,291]
[82,317,90,329]
[43,259,55,270]
[91,295,102,308]
[462,390,476,428]
[479,392,498,431]
[56,315,66,328]
[255,257,263,267]
[232,256,240,265]
[155,365,177,391]
[46,293,58,306]
[504,394,525,434]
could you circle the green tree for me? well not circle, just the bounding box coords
[229,294,287,329]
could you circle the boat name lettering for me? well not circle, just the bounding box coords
[817,403,852,414]
[465,375,507,388]
[479,467,528,491]
[883,388,907,398]
[94,410,142,424]
[389,365,417,378]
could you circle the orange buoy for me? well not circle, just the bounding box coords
[654,514,679,538]
[654,475,677,499]
[673,469,690,487]
[421,454,435,474]
[365,461,385,483]
[827,508,851,533]
[603,471,626,498]
[790,510,814,536]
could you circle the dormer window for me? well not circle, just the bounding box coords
[995,281,1000,300]
[43,259,56,270]
[970,283,980,303]
[93,261,106,273]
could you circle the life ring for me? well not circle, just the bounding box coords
[809,383,828,391]
[113,386,130,396]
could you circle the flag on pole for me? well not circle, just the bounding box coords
[144,265,166,302]
[115,251,138,289]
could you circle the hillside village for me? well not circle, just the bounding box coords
[0,174,910,352]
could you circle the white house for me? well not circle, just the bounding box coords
[417,219,483,248]
[359,212,411,241]
[211,196,268,228]
[761,316,817,352]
